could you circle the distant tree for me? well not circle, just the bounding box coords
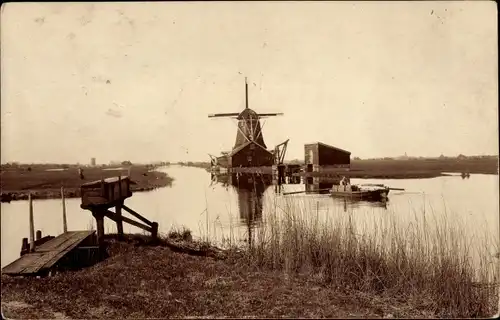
[121,160,133,166]
[353,157,361,160]
[457,154,467,160]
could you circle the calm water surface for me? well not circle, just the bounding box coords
[1,165,498,268]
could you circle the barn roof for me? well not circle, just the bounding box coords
[229,140,271,157]
[305,142,351,155]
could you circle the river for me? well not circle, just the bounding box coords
[1,165,498,268]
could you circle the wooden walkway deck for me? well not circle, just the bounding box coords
[2,230,96,276]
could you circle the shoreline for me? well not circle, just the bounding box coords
[1,232,496,319]
[2,158,498,202]
[181,157,499,179]
[0,185,167,202]
[0,165,173,203]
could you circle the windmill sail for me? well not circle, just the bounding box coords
[208,76,284,157]
[208,112,240,118]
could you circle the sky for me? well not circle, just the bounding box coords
[1,1,498,164]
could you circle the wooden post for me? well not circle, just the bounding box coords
[92,210,105,246]
[116,201,124,239]
[100,179,105,197]
[151,222,158,240]
[36,230,42,241]
[21,238,29,255]
[118,176,122,198]
[61,186,68,233]
[28,193,35,252]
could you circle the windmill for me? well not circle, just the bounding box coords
[208,77,283,151]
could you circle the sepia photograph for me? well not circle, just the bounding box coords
[1,1,498,318]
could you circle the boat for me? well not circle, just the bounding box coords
[329,184,390,201]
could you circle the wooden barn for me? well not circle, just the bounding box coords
[220,140,275,168]
[304,142,351,172]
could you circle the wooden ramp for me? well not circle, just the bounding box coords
[2,230,96,276]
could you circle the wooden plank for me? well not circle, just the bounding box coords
[19,233,84,274]
[2,231,95,275]
[28,231,95,274]
[81,176,132,208]
[121,205,153,226]
[81,176,130,187]
[104,210,152,233]
[2,253,44,275]
[22,231,95,274]
[35,232,78,251]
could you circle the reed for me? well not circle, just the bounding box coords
[200,172,499,317]
[217,191,498,318]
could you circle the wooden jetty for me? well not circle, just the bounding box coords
[2,189,99,277]
[2,176,159,277]
[2,230,97,276]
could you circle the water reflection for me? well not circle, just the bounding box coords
[211,173,273,247]
[211,173,273,224]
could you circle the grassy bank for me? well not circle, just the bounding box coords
[298,158,498,179]
[350,158,498,177]
[2,197,498,318]
[176,157,498,179]
[177,161,211,171]
[0,164,174,202]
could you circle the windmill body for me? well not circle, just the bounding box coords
[208,78,285,169]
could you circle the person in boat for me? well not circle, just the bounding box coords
[340,176,358,192]
[340,176,348,191]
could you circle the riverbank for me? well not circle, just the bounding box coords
[1,234,496,319]
[179,157,499,179]
[1,236,393,319]
[348,157,498,178]
[0,164,174,202]
[299,157,498,179]
[2,207,498,319]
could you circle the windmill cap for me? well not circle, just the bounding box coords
[237,108,259,120]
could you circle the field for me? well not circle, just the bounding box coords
[0,164,174,202]
[2,195,498,319]
[298,158,499,179]
[179,157,498,179]
[347,157,499,178]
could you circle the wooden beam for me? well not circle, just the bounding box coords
[121,205,153,226]
[104,210,152,233]
[115,202,124,238]
[151,222,158,239]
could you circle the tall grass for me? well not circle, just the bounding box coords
[204,174,499,318]
[235,196,498,317]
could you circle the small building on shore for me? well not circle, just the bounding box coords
[304,142,351,172]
